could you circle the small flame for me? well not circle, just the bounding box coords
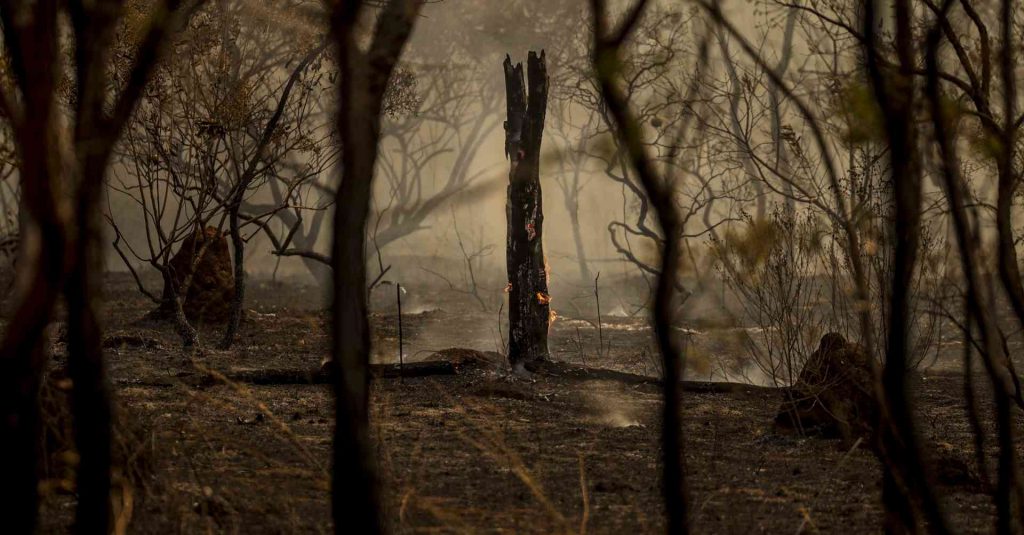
[549,308,558,325]
[503,282,512,293]
[536,292,551,305]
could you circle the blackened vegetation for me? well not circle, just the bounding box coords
[503,51,551,370]
[0,2,195,532]
[588,3,693,533]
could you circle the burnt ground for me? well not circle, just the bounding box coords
[20,273,1017,533]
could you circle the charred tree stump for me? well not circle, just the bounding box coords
[503,51,550,370]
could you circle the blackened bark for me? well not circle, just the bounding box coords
[0,154,71,534]
[925,5,1024,529]
[992,2,1024,525]
[865,1,951,531]
[0,223,63,534]
[331,56,382,535]
[328,2,420,534]
[504,51,550,369]
[220,209,245,349]
[67,204,112,534]
[0,17,65,527]
[0,2,190,531]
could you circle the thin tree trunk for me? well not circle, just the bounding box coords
[0,9,63,523]
[504,52,550,370]
[588,4,690,530]
[328,2,420,533]
[158,234,217,348]
[0,228,63,533]
[175,299,200,347]
[221,207,245,348]
[568,198,592,284]
[863,1,953,531]
[770,6,797,218]
[220,41,326,349]
[0,120,66,535]
[0,2,191,531]
[331,37,382,535]
[66,207,112,534]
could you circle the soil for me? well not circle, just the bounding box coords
[19,273,1016,533]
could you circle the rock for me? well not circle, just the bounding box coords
[156,226,235,323]
[775,332,878,441]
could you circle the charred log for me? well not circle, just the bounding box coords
[114,361,457,389]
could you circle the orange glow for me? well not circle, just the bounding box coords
[536,292,551,305]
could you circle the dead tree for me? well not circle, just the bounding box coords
[0,1,197,532]
[219,40,330,349]
[558,8,741,306]
[503,52,551,370]
[924,1,1024,530]
[110,2,333,347]
[588,2,696,532]
[328,1,421,533]
[863,0,952,530]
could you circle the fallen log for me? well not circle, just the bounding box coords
[222,360,456,384]
[111,355,778,394]
[533,360,782,394]
[113,360,456,388]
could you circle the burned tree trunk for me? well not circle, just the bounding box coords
[66,162,113,534]
[328,2,421,534]
[865,2,952,532]
[504,51,550,370]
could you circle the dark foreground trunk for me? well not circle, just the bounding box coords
[328,3,420,534]
[503,51,550,370]
[67,211,112,534]
[331,68,383,535]
[0,147,68,535]
[864,1,953,532]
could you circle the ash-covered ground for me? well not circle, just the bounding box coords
[19,272,1012,533]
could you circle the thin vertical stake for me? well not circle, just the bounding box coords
[396,282,404,380]
[594,272,604,359]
